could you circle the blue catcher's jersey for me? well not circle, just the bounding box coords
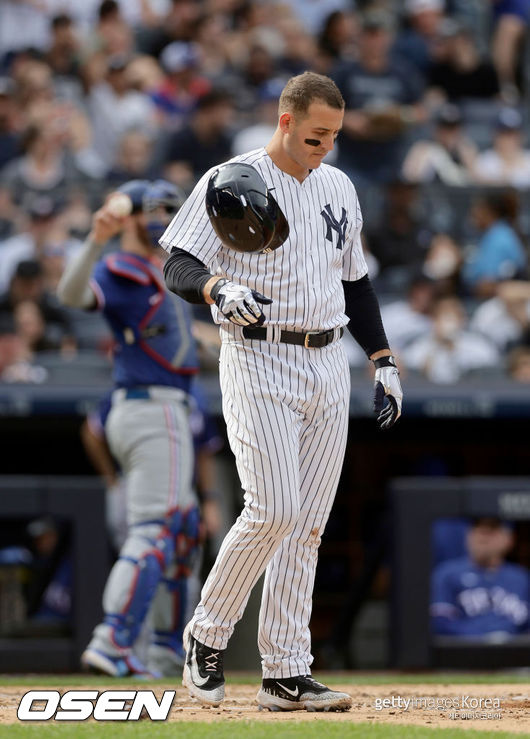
[431,556,529,637]
[91,252,198,390]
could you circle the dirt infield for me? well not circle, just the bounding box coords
[1,682,529,732]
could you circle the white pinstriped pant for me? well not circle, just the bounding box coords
[190,327,350,678]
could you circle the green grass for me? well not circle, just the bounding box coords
[1,671,529,686]
[0,722,524,738]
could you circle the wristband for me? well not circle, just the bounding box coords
[373,355,397,369]
[210,278,230,303]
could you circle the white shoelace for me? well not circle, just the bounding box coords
[205,652,219,672]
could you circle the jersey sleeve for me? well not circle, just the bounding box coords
[159,167,221,269]
[430,561,462,634]
[90,259,114,310]
[342,179,368,281]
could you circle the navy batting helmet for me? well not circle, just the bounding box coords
[117,179,151,213]
[118,179,185,247]
[205,162,289,254]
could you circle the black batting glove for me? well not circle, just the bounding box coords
[373,355,402,430]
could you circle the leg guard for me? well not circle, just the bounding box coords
[148,507,200,674]
[89,522,174,655]
[150,563,188,650]
[174,505,201,577]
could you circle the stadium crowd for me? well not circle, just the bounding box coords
[1,0,530,385]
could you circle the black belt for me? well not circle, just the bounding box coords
[242,326,343,348]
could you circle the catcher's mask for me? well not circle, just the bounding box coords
[205,162,289,254]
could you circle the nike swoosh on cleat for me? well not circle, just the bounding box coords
[189,645,210,687]
[276,683,299,698]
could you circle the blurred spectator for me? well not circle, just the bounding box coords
[114,0,172,30]
[366,181,431,291]
[281,0,351,35]
[0,115,90,205]
[380,274,436,353]
[0,186,23,241]
[394,0,447,76]
[221,2,286,97]
[24,515,72,631]
[191,11,233,82]
[0,259,75,349]
[236,40,280,111]
[461,191,527,298]
[0,77,21,170]
[87,53,157,171]
[333,9,426,183]
[401,103,477,185]
[470,279,530,352]
[0,0,50,60]
[10,57,54,111]
[473,107,530,188]
[275,15,318,77]
[0,194,82,294]
[422,232,463,293]
[403,295,499,383]
[150,41,211,131]
[126,53,165,93]
[508,345,530,382]
[107,129,157,185]
[60,188,93,240]
[13,299,59,353]
[431,517,529,639]
[137,0,203,57]
[0,330,48,384]
[45,13,82,83]
[315,10,358,74]
[490,0,529,104]
[86,0,134,59]
[428,20,500,102]
[231,77,283,156]
[163,90,235,189]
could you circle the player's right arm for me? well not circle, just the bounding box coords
[164,249,271,326]
[57,206,124,309]
[161,168,271,326]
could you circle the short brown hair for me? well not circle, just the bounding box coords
[278,71,344,117]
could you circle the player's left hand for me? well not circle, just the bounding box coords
[373,355,402,430]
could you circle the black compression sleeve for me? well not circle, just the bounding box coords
[163,247,214,304]
[343,275,389,357]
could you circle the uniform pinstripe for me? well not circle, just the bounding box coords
[161,147,366,678]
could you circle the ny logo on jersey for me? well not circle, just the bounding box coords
[320,205,348,250]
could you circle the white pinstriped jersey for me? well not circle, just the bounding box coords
[159,147,368,332]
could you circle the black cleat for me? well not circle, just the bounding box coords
[182,625,225,706]
[257,674,352,712]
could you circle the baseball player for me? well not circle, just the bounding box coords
[431,517,529,638]
[161,71,403,711]
[80,381,224,675]
[57,179,200,678]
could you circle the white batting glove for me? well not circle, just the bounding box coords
[211,279,272,327]
[373,355,402,430]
